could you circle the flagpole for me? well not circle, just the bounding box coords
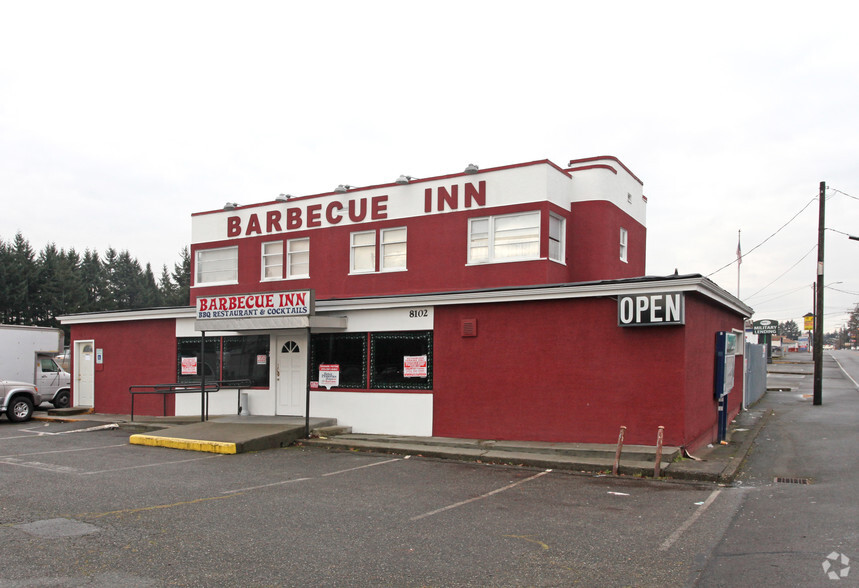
[736,229,742,299]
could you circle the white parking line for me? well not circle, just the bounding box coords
[659,489,722,551]
[0,458,82,474]
[0,443,128,459]
[221,477,312,494]
[321,458,402,477]
[81,454,223,475]
[410,469,552,521]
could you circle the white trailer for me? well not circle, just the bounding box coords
[0,325,72,408]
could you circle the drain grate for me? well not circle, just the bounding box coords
[774,477,812,484]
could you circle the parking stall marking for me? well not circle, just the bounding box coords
[81,453,224,475]
[410,469,553,521]
[0,443,128,459]
[659,488,722,551]
[0,457,83,474]
[321,457,402,477]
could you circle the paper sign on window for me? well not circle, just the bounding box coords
[181,357,198,376]
[404,355,427,378]
[319,364,340,389]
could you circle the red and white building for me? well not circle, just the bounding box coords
[61,156,751,453]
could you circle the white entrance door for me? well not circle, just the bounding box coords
[75,341,95,407]
[276,334,307,415]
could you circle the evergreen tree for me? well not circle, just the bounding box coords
[0,237,11,324]
[158,264,178,305]
[140,262,163,308]
[0,232,190,322]
[80,249,106,309]
[8,232,38,324]
[172,246,191,306]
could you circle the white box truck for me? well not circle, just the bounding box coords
[0,325,72,410]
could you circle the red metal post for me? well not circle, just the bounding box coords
[654,426,665,478]
[613,426,626,476]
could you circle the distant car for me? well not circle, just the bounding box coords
[0,380,42,422]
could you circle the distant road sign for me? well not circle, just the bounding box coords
[752,319,779,335]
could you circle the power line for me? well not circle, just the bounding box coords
[830,187,859,201]
[744,243,817,300]
[707,195,818,277]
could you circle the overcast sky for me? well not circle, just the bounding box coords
[1,1,857,331]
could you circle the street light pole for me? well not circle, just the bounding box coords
[813,181,825,406]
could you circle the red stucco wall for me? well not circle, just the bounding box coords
[189,201,634,305]
[568,200,646,282]
[432,297,690,447]
[70,319,177,415]
[681,296,745,452]
[433,293,743,450]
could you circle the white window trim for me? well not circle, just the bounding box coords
[620,227,628,263]
[350,230,377,275]
[194,246,239,287]
[467,211,541,265]
[548,213,565,265]
[380,227,408,273]
[286,237,310,279]
[261,240,284,281]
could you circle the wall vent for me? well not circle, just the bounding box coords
[461,319,477,337]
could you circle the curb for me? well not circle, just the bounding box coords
[129,434,237,454]
[718,409,773,484]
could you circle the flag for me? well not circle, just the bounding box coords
[736,232,742,265]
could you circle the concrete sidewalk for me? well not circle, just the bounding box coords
[32,354,812,482]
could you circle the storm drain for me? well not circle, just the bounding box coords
[774,477,812,484]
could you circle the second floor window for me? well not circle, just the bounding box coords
[381,228,407,271]
[195,246,238,286]
[287,238,310,278]
[549,214,564,263]
[620,227,628,263]
[262,241,283,280]
[468,211,540,264]
[351,228,407,273]
[351,231,376,273]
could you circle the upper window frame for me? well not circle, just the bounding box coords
[380,227,408,272]
[619,227,629,263]
[350,230,376,274]
[261,240,284,281]
[467,211,541,265]
[195,246,239,286]
[286,237,310,279]
[548,213,565,264]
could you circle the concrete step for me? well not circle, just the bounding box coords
[310,434,679,462]
[46,407,94,416]
[300,435,678,476]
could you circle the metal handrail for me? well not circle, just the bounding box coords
[128,379,254,421]
[129,382,220,422]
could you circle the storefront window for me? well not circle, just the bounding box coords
[222,336,270,386]
[370,330,433,390]
[176,336,270,387]
[310,333,367,388]
[177,337,220,383]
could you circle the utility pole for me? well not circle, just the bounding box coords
[813,181,825,406]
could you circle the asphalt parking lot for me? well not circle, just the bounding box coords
[0,419,746,587]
